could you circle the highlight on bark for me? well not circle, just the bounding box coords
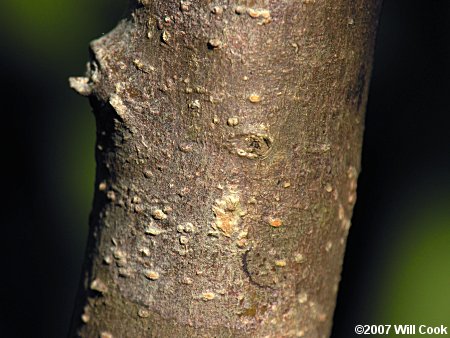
[69,0,381,337]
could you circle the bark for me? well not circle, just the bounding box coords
[69,0,380,337]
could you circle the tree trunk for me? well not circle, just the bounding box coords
[69,0,380,337]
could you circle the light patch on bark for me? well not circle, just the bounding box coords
[109,94,129,120]
[212,190,246,237]
[69,77,92,96]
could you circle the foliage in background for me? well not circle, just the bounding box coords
[376,197,450,328]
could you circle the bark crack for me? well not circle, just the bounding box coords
[242,248,274,290]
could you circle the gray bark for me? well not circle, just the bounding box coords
[69,0,380,337]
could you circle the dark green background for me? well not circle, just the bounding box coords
[0,1,448,337]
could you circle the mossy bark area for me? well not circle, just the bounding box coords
[69,1,380,337]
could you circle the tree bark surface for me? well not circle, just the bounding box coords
[69,1,380,337]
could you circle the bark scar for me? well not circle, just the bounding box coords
[242,248,274,290]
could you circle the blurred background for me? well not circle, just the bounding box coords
[0,0,448,337]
